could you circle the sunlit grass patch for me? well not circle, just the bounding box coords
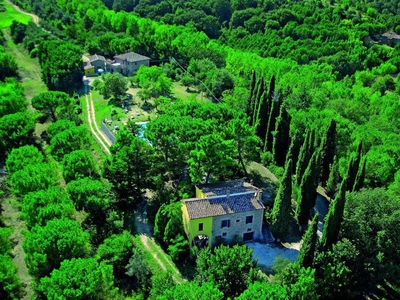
[0,1,31,29]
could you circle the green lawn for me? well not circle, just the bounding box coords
[0,1,32,29]
[2,28,47,102]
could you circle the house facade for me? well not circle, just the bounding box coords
[108,52,150,76]
[82,54,106,76]
[182,179,265,248]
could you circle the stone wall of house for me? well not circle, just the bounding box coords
[126,60,150,74]
[211,208,264,245]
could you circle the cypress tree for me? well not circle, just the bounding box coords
[320,119,337,184]
[325,155,339,198]
[295,129,315,186]
[270,159,293,242]
[298,213,319,269]
[248,76,260,126]
[246,70,257,118]
[287,131,301,173]
[320,178,347,252]
[353,157,366,192]
[264,96,280,152]
[346,141,362,191]
[255,91,268,142]
[272,104,291,166]
[252,77,265,127]
[295,151,321,229]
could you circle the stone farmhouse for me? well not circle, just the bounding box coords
[83,52,150,76]
[181,179,265,248]
[108,52,150,76]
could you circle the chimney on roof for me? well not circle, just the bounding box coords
[227,189,230,198]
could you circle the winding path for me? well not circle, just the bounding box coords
[5,0,39,25]
[134,199,185,283]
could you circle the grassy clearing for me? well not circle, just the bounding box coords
[171,82,206,102]
[0,1,32,29]
[2,28,46,103]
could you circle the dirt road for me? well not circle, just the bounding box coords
[134,198,185,283]
[5,0,39,25]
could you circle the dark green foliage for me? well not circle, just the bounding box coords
[125,248,152,293]
[149,272,176,299]
[325,155,339,198]
[295,151,321,227]
[0,112,35,156]
[31,91,72,121]
[321,179,347,252]
[237,281,288,299]
[340,188,400,292]
[346,141,362,191]
[269,159,292,242]
[264,97,280,152]
[246,70,257,118]
[272,260,318,300]
[67,178,122,245]
[158,281,223,300]
[196,245,258,298]
[94,72,129,102]
[154,202,188,261]
[295,129,315,186]
[272,104,291,166]
[320,119,336,184]
[0,79,27,117]
[103,129,155,206]
[62,150,96,183]
[257,75,275,143]
[21,187,75,229]
[252,77,264,126]
[0,47,18,81]
[46,119,76,140]
[10,163,58,198]
[5,145,43,175]
[298,213,319,269]
[38,40,83,93]
[49,126,89,160]
[38,258,115,299]
[314,239,360,299]
[10,21,27,44]
[0,254,23,300]
[353,157,366,192]
[23,218,90,281]
[96,231,135,278]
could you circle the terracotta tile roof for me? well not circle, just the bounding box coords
[114,52,150,62]
[196,178,258,197]
[183,193,264,219]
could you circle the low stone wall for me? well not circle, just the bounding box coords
[101,121,116,144]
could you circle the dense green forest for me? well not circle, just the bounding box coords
[1,0,400,299]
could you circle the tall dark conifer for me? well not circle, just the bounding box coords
[320,119,337,184]
[320,178,347,251]
[353,157,366,192]
[255,91,268,142]
[295,129,315,186]
[272,105,291,166]
[252,77,265,127]
[264,96,280,152]
[325,155,339,198]
[346,141,362,191]
[246,70,257,119]
[295,151,321,228]
[298,213,319,268]
[270,159,293,242]
[248,77,260,126]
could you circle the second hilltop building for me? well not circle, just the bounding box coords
[181,179,265,248]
